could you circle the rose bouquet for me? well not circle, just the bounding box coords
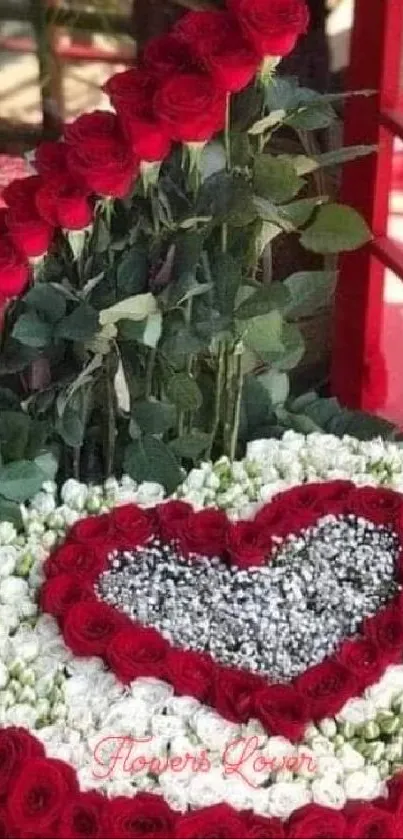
[0,0,373,513]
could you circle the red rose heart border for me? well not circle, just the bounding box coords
[41,481,403,743]
[1,725,403,838]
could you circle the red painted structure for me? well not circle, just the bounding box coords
[331,0,403,411]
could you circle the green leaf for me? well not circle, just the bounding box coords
[280,197,327,228]
[166,373,203,412]
[124,436,182,494]
[0,460,46,502]
[258,370,289,406]
[236,284,290,319]
[244,310,284,356]
[12,312,53,348]
[142,313,163,348]
[56,405,85,447]
[24,284,66,323]
[0,388,20,410]
[294,145,377,176]
[253,154,303,204]
[212,253,242,316]
[55,303,99,341]
[238,375,274,440]
[100,293,158,327]
[198,172,258,227]
[117,245,148,298]
[286,103,337,130]
[248,111,286,134]
[93,216,110,253]
[284,271,336,318]
[0,498,23,528]
[271,322,305,370]
[170,431,211,462]
[67,230,86,261]
[0,412,30,462]
[34,451,58,480]
[300,204,372,253]
[132,400,176,435]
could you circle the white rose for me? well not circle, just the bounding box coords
[135,482,165,505]
[0,603,19,632]
[6,702,37,728]
[315,754,343,779]
[165,696,201,720]
[185,469,208,491]
[11,628,40,662]
[337,698,376,725]
[61,479,88,511]
[247,440,277,461]
[0,522,17,545]
[67,656,104,677]
[379,665,403,690]
[337,743,365,772]
[187,769,225,808]
[130,678,173,710]
[195,711,240,752]
[0,546,18,577]
[31,491,56,517]
[268,781,311,819]
[344,766,383,801]
[0,662,8,689]
[0,576,28,605]
[151,714,187,739]
[365,683,397,711]
[102,698,150,736]
[312,777,346,810]
[309,736,335,757]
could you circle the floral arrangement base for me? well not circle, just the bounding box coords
[3,434,403,838]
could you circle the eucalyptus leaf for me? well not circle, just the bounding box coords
[132,400,176,435]
[244,310,284,356]
[0,460,46,502]
[271,322,305,370]
[236,283,290,319]
[212,253,242,316]
[55,303,99,342]
[56,405,85,447]
[166,373,203,412]
[170,431,211,461]
[124,436,182,494]
[258,370,289,406]
[12,312,53,348]
[300,204,372,253]
[253,154,303,204]
[24,285,66,323]
[284,271,337,318]
[117,245,148,298]
[0,412,30,462]
[34,451,58,480]
[0,498,23,528]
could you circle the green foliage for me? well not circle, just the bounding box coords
[0,63,378,491]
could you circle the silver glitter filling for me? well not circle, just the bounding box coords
[96,514,401,682]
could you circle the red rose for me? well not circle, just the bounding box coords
[0,727,44,796]
[165,649,213,702]
[156,500,192,543]
[349,486,403,526]
[109,504,153,549]
[287,803,347,838]
[35,141,73,189]
[366,603,403,664]
[347,804,397,838]
[69,513,113,545]
[65,111,138,198]
[6,206,53,258]
[40,573,95,618]
[244,813,285,838]
[2,175,41,208]
[105,794,176,838]
[7,757,77,833]
[154,72,226,143]
[296,659,357,720]
[385,773,403,812]
[58,791,107,838]
[181,508,229,557]
[175,10,259,93]
[106,627,168,683]
[338,637,387,692]
[228,0,309,58]
[227,520,270,568]
[0,237,29,297]
[253,499,315,540]
[214,667,261,723]
[176,804,245,838]
[0,808,14,839]
[35,181,94,231]
[142,33,201,77]
[104,69,172,163]
[253,684,308,741]
[44,542,108,582]
[63,601,126,657]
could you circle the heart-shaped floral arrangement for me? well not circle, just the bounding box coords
[41,481,403,744]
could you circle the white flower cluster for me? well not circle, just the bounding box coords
[1,433,403,819]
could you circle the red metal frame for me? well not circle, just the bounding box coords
[331,0,403,410]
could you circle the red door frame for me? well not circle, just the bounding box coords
[331,0,403,411]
